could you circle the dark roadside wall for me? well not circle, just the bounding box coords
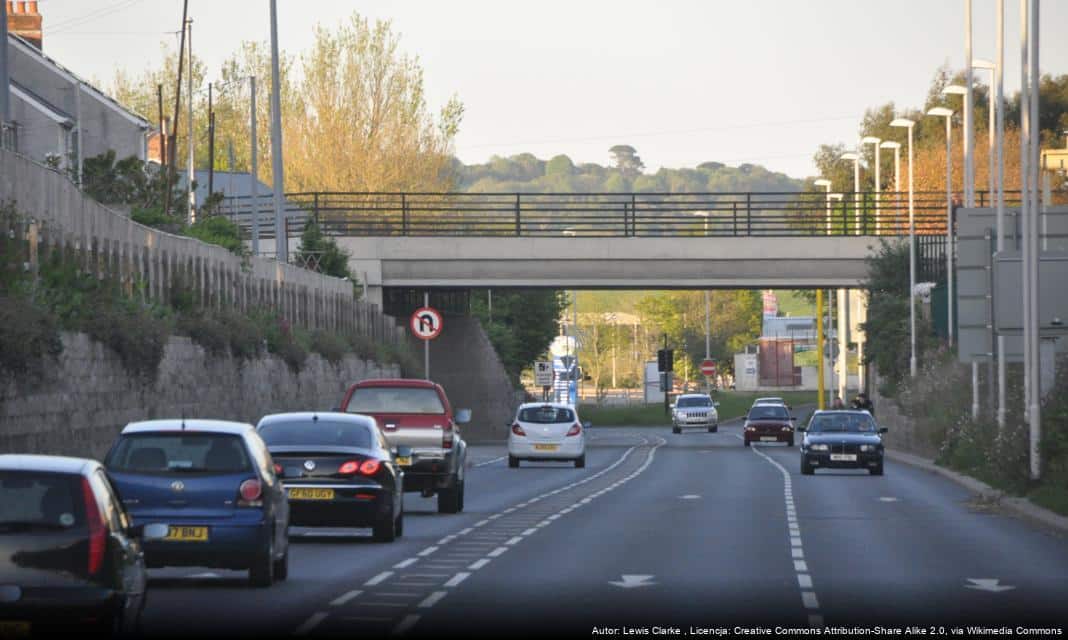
[426,315,521,444]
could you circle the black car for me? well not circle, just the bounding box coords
[256,412,406,542]
[799,410,887,476]
[0,454,169,636]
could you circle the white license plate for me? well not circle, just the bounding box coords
[760,436,778,442]
[830,454,857,461]
[534,444,559,451]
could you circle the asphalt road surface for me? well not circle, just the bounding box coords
[139,413,1068,638]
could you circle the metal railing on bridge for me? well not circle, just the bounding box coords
[222,190,1027,240]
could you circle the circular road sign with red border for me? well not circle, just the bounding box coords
[700,359,717,376]
[410,306,443,340]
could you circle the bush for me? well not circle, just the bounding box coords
[310,330,348,365]
[347,332,379,360]
[82,299,169,382]
[186,215,246,257]
[177,312,230,357]
[218,311,265,361]
[0,295,63,377]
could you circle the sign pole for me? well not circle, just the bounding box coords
[424,292,430,380]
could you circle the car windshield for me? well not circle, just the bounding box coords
[807,413,877,433]
[346,387,445,414]
[749,405,789,420]
[259,420,374,449]
[677,397,712,408]
[0,471,83,528]
[107,433,253,474]
[518,406,575,424]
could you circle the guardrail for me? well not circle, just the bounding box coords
[222,190,1030,239]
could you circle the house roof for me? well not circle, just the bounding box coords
[9,78,72,126]
[7,32,152,129]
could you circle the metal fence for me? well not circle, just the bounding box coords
[222,190,1028,240]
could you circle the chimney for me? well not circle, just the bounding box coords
[7,0,42,50]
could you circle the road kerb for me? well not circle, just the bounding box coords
[884,448,1068,534]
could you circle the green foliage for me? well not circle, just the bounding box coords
[470,289,568,384]
[0,295,63,378]
[297,220,356,282]
[310,330,348,365]
[82,151,183,210]
[186,215,246,257]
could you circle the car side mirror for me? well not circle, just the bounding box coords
[797,426,807,432]
[395,445,413,458]
[790,416,797,421]
[455,409,472,425]
[879,427,888,434]
[582,421,592,430]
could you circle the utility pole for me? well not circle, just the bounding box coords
[1,0,12,149]
[166,0,189,219]
[207,82,214,197]
[186,17,195,224]
[249,75,260,256]
[156,84,167,170]
[269,0,288,263]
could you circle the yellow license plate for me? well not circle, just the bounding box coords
[534,444,559,451]
[165,526,209,542]
[288,488,335,501]
[0,622,31,639]
[395,456,412,467]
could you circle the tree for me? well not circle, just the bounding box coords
[296,220,356,283]
[470,290,568,384]
[546,154,575,176]
[608,144,644,176]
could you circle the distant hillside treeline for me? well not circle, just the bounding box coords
[452,152,804,194]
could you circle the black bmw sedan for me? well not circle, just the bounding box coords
[799,410,888,476]
[256,412,407,542]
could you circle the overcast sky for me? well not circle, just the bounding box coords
[34,0,1068,180]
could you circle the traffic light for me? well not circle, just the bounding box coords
[657,348,674,372]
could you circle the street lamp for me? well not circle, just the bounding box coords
[943,84,971,206]
[861,136,882,235]
[927,106,956,349]
[840,151,861,236]
[890,117,917,378]
[814,179,832,235]
[692,210,713,236]
[879,141,902,233]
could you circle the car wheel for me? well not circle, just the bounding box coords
[249,535,275,587]
[870,462,884,476]
[437,481,461,514]
[508,455,519,468]
[395,507,405,538]
[457,479,465,513]
[672,425,681,434]
[708,425,718,433]
[801,459,814,475]
[575,454,586,469]
[373,505,397,542]
[272,544,289,581]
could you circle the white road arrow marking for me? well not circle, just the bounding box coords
[678,494,701,500]
[965,578,1016,592]
[609,575,656,589]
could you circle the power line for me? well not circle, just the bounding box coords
[47,0,149,34]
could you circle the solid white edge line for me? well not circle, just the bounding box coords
[329,590,363,607]
[295,612,328,636]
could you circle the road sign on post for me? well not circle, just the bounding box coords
[700,359,716,377]
[534,361,554,387]
[410,306,443,341]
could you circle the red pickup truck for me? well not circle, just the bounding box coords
[337,379,470,513]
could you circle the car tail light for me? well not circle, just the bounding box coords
[511,424,526,436]
[359,460,381,475]
[238,479,262,506]
[566,423,582,437]
[443,422,454,450]
[355,493,376,500]
[273,463,283,475]
[80,478,106,576]
[338,460,360,475]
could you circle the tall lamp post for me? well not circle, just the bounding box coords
[861,136,882,235]
[973,59,996,204]
[813,179,832,235]
[840,151,862,235]
[890,118,917,378]
[927,106,956,349]
[879,141,902,233]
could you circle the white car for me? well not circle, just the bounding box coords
[508,403,588,468]
[671,394,720,433]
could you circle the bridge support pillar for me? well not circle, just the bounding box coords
[837,288,849,402]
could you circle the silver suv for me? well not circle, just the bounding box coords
[671,394,720,434]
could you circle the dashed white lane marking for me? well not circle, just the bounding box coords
[417,591,448,609]
[488,546,509,557]
[475,455,506,467]
[505,536,523,545]
[748,438,823,628]
[393,614,421,635]
[437,535,456,544]
[417,546,439,557]
[295,612,328,636]
[443,572,470,588]
[879,496,899,502]
[522,528,538,535]
[393,558,418,569]
[329,590,363,607]
[458,527,473,535]
[468,558,491,570]
[364,571,393,586]
[679,494,701,500]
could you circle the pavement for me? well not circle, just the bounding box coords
[137,415,1068,638]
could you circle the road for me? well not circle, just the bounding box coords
[140,413,1068,638]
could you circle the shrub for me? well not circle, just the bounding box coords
[347,332,378,360]
[82,299,169,382]
[218,311,265,361]
[186,215,246,257]
[177,312,230,357]
[310,330,348,365]
[0,295,63,377]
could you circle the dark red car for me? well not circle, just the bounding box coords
[742,404,796,447]
[337,379,470,514]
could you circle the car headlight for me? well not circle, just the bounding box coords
[859,444,879,452]
[809,444,829,452]
[781,426,792,432]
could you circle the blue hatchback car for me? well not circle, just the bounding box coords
[104,420,290,587]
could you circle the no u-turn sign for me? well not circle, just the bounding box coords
[410,306,443,340]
